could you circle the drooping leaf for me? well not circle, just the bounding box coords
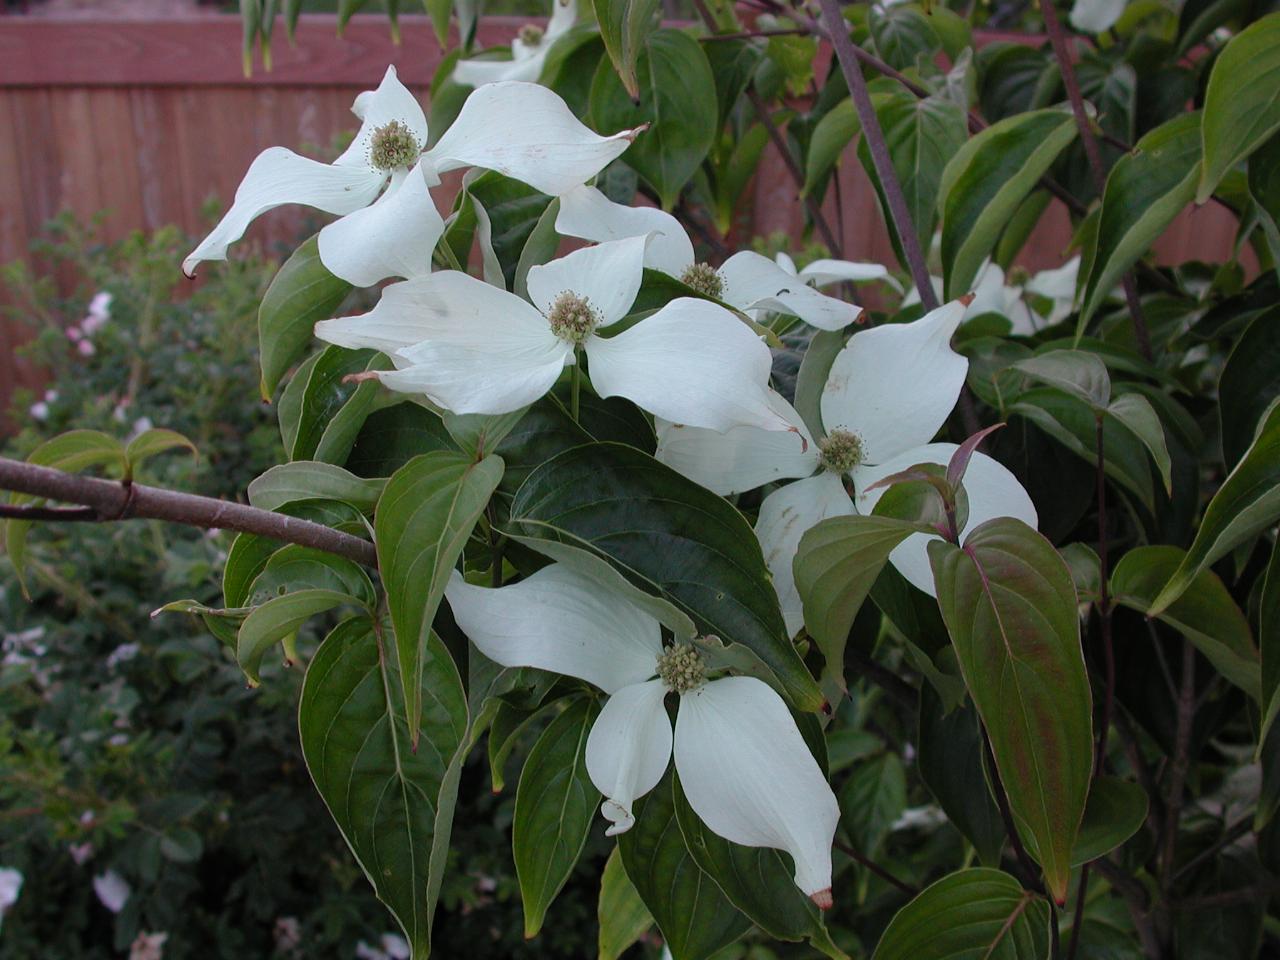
[246,544,376,609]
[1196,12,1280,202]
[598,845,653,960]
[258,234,352,401]
[376,451,504,742]
[593,0,660,99]
[248,461,385,513]
[236,588,362,683]
[506,442,823,711]
[939,107,1077,299]
[1112,545,1260,700]
[929,519,1093,903]
[870,868,1050,959]
[513,696,601,938]
[1150,397,1280,615]
[300,617,469,960]
[1106,392,1173,496]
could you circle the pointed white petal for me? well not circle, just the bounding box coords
[820,300,968,463]
[965,260,1009,318]
[675,676,840,902]
[755,474,855,637]
[526,236,647,326]
[383,337,570,414]
[453,55,534,88]
[338,64,429,168]
[445,565,661,692]
[426,82,642,197]
[585,680,673,835]
[655,391,819,496]
[853,444,1038,595]
[182,148,384,276]
[555,185,694,277]
[1026,256,1081,303]
[799,258,900,292]
[586,298,799,434]
[545,0,578,40]
[774,251,799,275]
[901,275,945,309]
[317,163,444,286]
[719,251,862,331]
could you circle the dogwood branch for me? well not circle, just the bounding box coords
[0,457,377,567]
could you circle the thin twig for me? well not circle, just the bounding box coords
[1161,640,1197,890]
[0,457,377,567]
[698,26,809,41]
[834,839,918,896]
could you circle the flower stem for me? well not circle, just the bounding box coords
[570,357,582,423]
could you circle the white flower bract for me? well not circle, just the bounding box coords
[453,0,578,87]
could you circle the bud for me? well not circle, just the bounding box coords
[546,291,599,344]
[368,120,421,172]
[680,262,724,300]
[517,23,545,45]
[818,428,864,474]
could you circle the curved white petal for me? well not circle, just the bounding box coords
[852,444,1038,595]
[526,236,647,326]
[901,275,945,309]
[585,680,673,835]
[586,298,799,434]
[799,258,900,292]
[453,55,536,88]
[964,260,1010,319]
[317,163,444,286]
[338,64,429,168]
[445,565,661,693]
[555,185,694,277]
[384,338,570,413]
[545,0,578,41]
[774,251,798,275]
[674,676,840,903]
[1070,0,1126,32]
[719,251,862,331]
[755,473,855,637]
[182,148,384,276]
[820,300,968,464]
[426,82,641,197]
[655,391,819,496]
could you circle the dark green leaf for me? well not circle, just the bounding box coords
[248,461,386,513]
[1219,305,1280,468]
[593,0,660,99]
[1014,349,1112,410]
[1071,776,1148,866]
[236,588,360,683]
[598,845,653,960]
[838,752,907,860]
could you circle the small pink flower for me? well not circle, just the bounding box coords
[66,326,83,342]
[77,340,96,357]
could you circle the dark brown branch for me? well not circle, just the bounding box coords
[834,839,918,896]
[0,456,377,567]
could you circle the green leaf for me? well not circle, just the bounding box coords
[1196,12,1280,202]
[1219,305,1280,468]
[1106,392,1172,495]
[346,402,458,478]
[590,29,718,210]
[514,697,601,937]
[287,346,382,462]
[794,515,928,692]
[939,107,1077,299]
[1260,539,1280,828]
[618,772,750,960]
[514,197,562,301]
[593,0,660,99]
[1071,776,1148,866]
[123,428,197,476]
[929,518,1093,903]
[598,845,653,960]
[839,752,907,861]
[870,868,1050,959]
[376,451,504,741]
[1112,545,1259,701]
[869,4,940,71]
[248,461,385,513]
[672,776,843,955]
[300,617,469,960]
[246,544,376,609]
[795,329,846,438]
[1150,397,1280,615]
[507,442,823,711]
[803,99,860,198]
[258,234,352,400]
[236,588,359,684]
[442,406,530,460]
[464,172,553,290]
[1079,112,1201,328]
[1013,349,1112,410]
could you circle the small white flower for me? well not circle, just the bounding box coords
[79,810,96,826]
[0,867,23,930]
[454,0,578,87]
[106,643,141,669]
[69,843,95,866]
[129,931,168,960]
[1070,0,1127,32]
[127,418,154,443]
[891,804,947,832]
[93,870,131,913]
[44,389,59,403]
[556,184,868,331]
[274,916,302,953]
[184,67,642,288]
[29,401,49,421]
[903,257,1080,336]
[316,236,797,435]
[446,564,840,906]
[83,291,113,334]
[655,300,1038,633]
[379,934,410,960]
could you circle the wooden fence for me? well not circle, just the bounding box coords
[0,13,1247,413]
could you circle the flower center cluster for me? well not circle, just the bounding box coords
[547,291,599,344]
[680,262,724,300]
[517,23,545,45]
[368,120,421,172]
[656,643,706,693]
[818,428,864,474]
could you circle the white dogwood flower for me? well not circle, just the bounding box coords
[655,300,1038,634]
[184,68,642,287]
[556,184,865,330]
[772,250,902,294]
[93,870,131,913]
[454,0,578,87]
[316,235,798,434]
[905,258,1079,335]
[445,563,840,906]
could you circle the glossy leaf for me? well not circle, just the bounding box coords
[1219,305,1280,468]
[1197,12,1280,202]
[376,451,504,742]
[246,544,376,608]
[514,697,601,938]
[1107,392,1173,496]
[598,845,653,960]
[1013,350,1111,410]
[929,518,1093,903]
[300,617,468,960]
[1071,776,1148,866]
[870,868,1050,959]
[236,588,359,684]
[258,234,352,400]
[939,107,1077,299]
[593,0,660,99]
[507,442,823,711]
[1112,545,1260,701]
[1150,397,1280,615]
[248,461,385,513]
